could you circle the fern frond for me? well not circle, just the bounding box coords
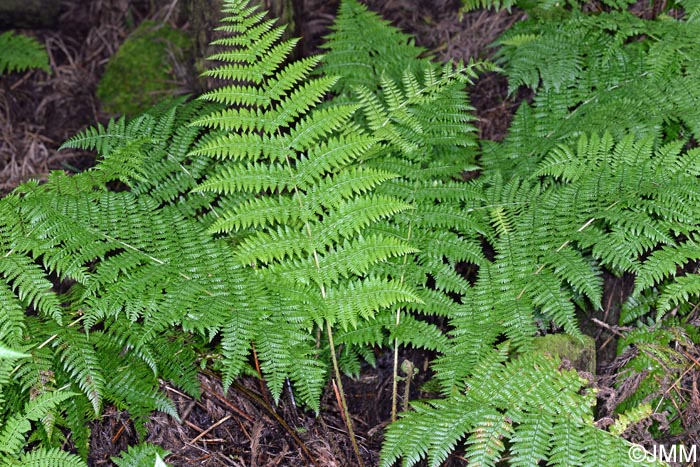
[325,277,421,330]
[0,281,26,344]
[0,253,63,325]
[268,235,418,287]
[50,325,105,415]
[60,116,135,155]
[634,237,700,294]
[0,31,50,75]
[112,443,170,467]
[188,0,427,411]
[0,390,76,457]
[656,274,700,315]
[488,10,700,177]
[17,448,87,467]
[318,0,426,96]
[380,352,664,467]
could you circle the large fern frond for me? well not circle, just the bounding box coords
[188,0,422,409]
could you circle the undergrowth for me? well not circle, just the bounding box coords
[1,0,699,465]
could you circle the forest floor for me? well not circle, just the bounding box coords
[1,1,692,466]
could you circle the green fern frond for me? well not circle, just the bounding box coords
[50,325,105,415]
[187,0,427,410]
[150,336,201,398]
[635,238,700,293]
[0,252,63,325]
[17,448,87,467]
[318,0,426,97]
[0,282,26,345]
[267,235,418,287]
[487,10,700,177]
[100,348,179,438]
[0,390,77,458]
[509,411,554,466]
[0,31,50,76]
[460,0,519,12]
[61,395,93,460]
[610,403,653,436]
[656,275,700,314]
[380,352,664,467]
[60,116,137,155]
[112,443,170,467]
[324,277,421,330]
[679,0,700,20]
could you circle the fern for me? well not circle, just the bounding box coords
[315,1,700,464]
[0,98,225,461]
[0,30,50,76]
[317,0,427,98]
[319,0,489,392]
[188,0,423,410]
[0,374,86,467]
[485,9,700,178]
[381,348,663,467]
[1,0,698,465]
[112,443,170,467]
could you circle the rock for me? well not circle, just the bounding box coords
[532,333,596,375]
[97,21,191,116]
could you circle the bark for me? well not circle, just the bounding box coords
[0,0,61,29]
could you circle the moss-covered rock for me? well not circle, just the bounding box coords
[532,333,596,374]
[97,21,190,116]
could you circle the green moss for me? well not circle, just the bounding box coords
[532,333,596,374]
[97,21,191,116]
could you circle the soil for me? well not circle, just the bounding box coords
[2,1,698,466]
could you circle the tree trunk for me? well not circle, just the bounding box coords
[0,0,61,29]
[261,0,298,40]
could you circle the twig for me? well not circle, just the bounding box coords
[202,382,255,423]
[591,317,630,337]
[190,415,231,444]
[328,322,366,467]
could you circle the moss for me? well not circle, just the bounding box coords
[532,333,596,374]
[97,21,191,116]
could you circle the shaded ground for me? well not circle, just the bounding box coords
[4,1,697,466]
[0,0,196,193]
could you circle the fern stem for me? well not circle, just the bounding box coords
[391,333,401,422]
[281,147,364,466]
[326,320,365,467]
[250,342,272,407]
[391,222,412,423]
